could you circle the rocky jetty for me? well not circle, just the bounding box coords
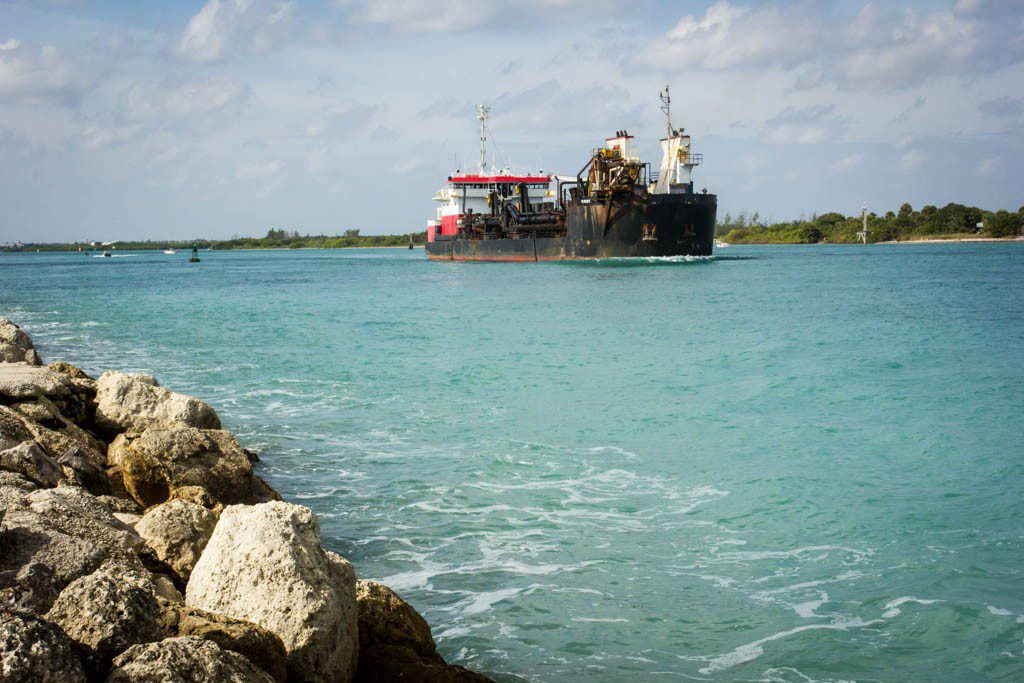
[0,318,491,682]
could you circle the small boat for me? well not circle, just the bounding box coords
[164,249,179,255]
[714,239,729,248]
[102,250,112,257]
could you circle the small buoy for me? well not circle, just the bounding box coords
[189,245,201,263]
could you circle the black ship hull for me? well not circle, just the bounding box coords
[426,193,716,261]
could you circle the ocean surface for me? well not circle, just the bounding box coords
[2,244,1022,681]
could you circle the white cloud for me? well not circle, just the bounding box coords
[829,153,865,174]
[174,0,294,63]
[338,0,612,33]
[345,0,493,33]
[642,1,1024,91]
[0,38,88,106]
[649,2,823,71]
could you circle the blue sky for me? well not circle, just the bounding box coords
[1,0,1022,241]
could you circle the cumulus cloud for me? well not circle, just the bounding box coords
[648,2,824,71]
[642,0,1024,91]
[0,38,89,106]
[174,0,294,63]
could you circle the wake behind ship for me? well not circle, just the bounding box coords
[425,88,717,261]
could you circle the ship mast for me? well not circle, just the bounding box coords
[477,104,491,174]
[660,86,672,138]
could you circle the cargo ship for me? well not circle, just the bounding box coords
[425,88,716,261]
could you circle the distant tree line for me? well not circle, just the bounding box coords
[2,229,429,252]
[717,203,1024,244]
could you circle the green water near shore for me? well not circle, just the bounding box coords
[2,244,1022,681]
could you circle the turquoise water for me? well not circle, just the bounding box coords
[2,244,1022,681]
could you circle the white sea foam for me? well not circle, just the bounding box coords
[695,618,879,675]
[462,587,533,616]
[881,596,940,619]
[791,593,829,618]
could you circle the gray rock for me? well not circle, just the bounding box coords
[0,607,85,682]
[151,575,183,603]
[0,562,58,614]
[0,486,145,596]
[112,512,141,528]
[0,440,64,488]
[0,319,42,366]
[96,495,143,515]
[46,565,162,676]
[0,470,37,492]
[108,425,278,507]
[10,400,61,425]
[57,448,111,495]
[95,371,221,433]
[0,405,106,471]
[186,501,359,683]
[135,499,217,582]
[157,600,287,681]
[106,636,275,683]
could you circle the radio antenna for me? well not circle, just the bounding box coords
[660,86,672,138]
[477,104,491,174]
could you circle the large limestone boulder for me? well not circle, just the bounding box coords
[108,425,278,507]
[0,607,85,682]
[0,486,145,600]
[355,580,492,683]
[0,319,41,365]
[135,498,217,582]
[107,636,275,683]
[0,440,64,488]
[186,501,359,683]
[157,600,287,682]
[45,565,162,676]
[95,371,221,433]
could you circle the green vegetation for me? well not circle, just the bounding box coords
[2,229,428,252]
[717,203,1024,244]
